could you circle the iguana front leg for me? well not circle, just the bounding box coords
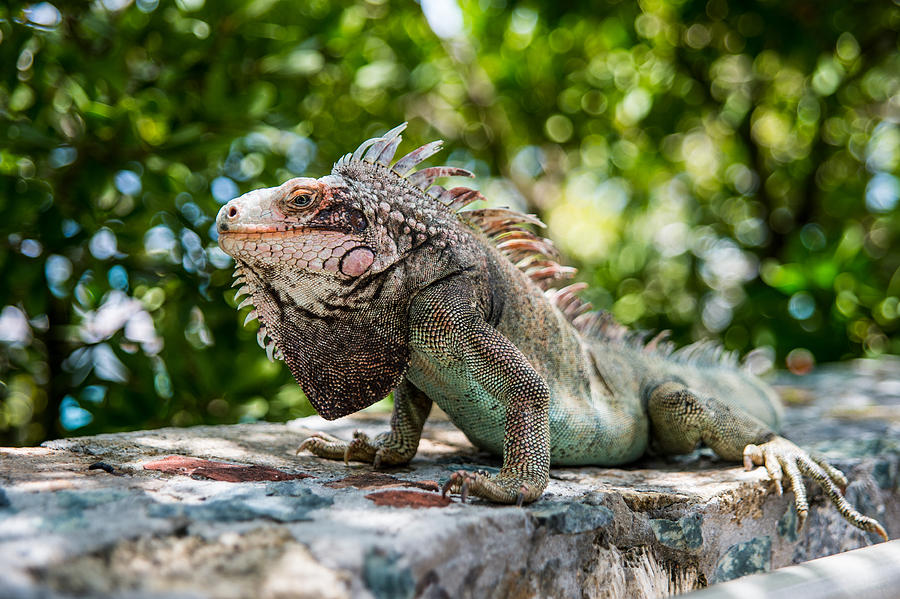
[646,381,888,541]
[412,283,551,506]
[298,379,432,467]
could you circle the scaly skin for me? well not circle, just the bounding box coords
[216,123,888,542]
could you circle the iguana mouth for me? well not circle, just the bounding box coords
[218,228,290,236]
[219,226,364,237]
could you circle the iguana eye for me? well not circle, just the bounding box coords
[288,192,315,209]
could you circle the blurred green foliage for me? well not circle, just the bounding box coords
[1,0,899,446]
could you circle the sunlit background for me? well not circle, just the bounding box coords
[1,0,899,445]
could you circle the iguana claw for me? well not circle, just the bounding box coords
[515,488,526,507]
[442,471,475,502]
[743,437,888,542]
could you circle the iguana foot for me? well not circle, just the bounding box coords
[297,430,413,468]
[441,469,544,506]
[743,437,888,541]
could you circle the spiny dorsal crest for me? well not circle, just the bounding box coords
[332,122,576,292]
[332,124,630,339]
[332,124,740,369]
[334,122,482,212]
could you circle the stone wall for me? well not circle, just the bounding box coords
[1,359,898,598]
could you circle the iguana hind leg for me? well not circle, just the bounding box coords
[298,379,432,468]
[646,380,888,541]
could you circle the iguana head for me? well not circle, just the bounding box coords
[215,123,481,419]
[216,174,382,279]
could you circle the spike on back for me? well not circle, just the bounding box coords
[375,136,402,166]
[362,123,406,164]
[461,207,567,290]
[393,142,446,177]
[441,187,485,211]
[352,138,380,162]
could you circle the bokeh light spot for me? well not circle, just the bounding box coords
[865,173,899,213]
[786,348,815,375]
[60,396,93,430]
[788,292,815,320]
[90,228,119,260]
[211,176,239,204]
[421,0,463,39]
[114,170,142,196]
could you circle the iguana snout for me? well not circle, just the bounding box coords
[216,176,374,277]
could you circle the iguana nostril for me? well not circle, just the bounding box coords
[228,206,238,219]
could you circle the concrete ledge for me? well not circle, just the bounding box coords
[681,539,900,599]
[1,359,898,598]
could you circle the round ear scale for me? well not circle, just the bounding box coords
[339,247,375,277]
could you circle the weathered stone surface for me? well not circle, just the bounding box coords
[1,359,898,598]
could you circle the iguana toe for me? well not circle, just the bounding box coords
[810,452,849,492]
[297,431,348,460]
[744,437,888,542]
[744,442,784,495]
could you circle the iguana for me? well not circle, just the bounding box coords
[215,123,887,541]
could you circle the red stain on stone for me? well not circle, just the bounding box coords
[365,490,451,508]
[325,472,439,492]
[143,455,312,482]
